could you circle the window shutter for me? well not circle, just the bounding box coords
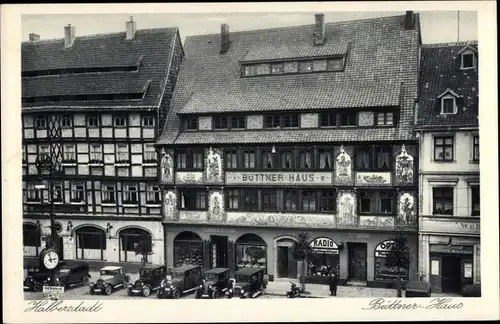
[227,240,235,276]
[203,239,210,269]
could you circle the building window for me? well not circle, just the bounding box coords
[146,184,161,204]
[262,189,278,211]
[241,189,258,211]
[255,63,270,75]
[114,116,126,127]
[376,112,394,125]
[280,150,294,169]
[123,184,139,204]
[284,61,298,73]
[461,52,475,69]
[264,113,299,129]
[358,191,395,214]
[184,116,198,130]
[52,183,63,203]
[283,114,299,128]
[213,116,228,129]
[261,150,275,169]
[70,182,85,203]
[297,149,313,169]
[102,184,116,203]
[226,189,240,210]
[143,116,155,127]
[355,146,392,170]
[116,144,129,163]
[89,144,102,163]
[433,187,453,215]
[284,190,298,211]
[176,149,203,169]
[264,115,281,128]
[225,150,238,169]
[35,116,47,129]
[144,144,156,163]
[230,116,246,129]
[27,183,41,202]
[319,189,336,211]
[243,150,256,168]
[434,137,454,161]
[22,146,27,163]
[38,145,49,162]
[87,115,99,127]
[179,190,207,210]
[320,111,336,127]
[300,190,317,212]
[312,59,327,71]
[441,97,456,114]
[471,185,480,216]
[339,111,357,126]
[271,63,284,74]
[473,136,479,161]
[63,144,76,162]
[318,149,333,169]
[61,116,72,128]
[299,61,313,73]
[327,58,344,71]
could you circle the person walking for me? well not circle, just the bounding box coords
[328,271,338,296]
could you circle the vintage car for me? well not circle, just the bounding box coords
[127,265,167,297]
[23,259,51,292]
[195,267,231,299]
[156,264,203,299]
[89,266,130,295]
[227,268,267,299]
[43,261,91,290]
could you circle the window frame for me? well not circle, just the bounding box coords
[319,189,336,212]
[143,144,157,163]
[320,111,336,127]
[114,115,127,127]
[116,144,130,164]
[471,185,480,216]
[146,184,161,205]
[52,182,64,203]
[472,136,479,161]
[375,111,395,126]
[213,115,229,130]
[461,52,476,70]
[175,149,204,170]
[143,116,155,128]
[62,144,76,163]
[240,188,259,211]
[183,116,198,130]
[225,188,240,210]
[101,184,116,204]
[230,116,246,129]
[441,96,457,115]
[70,182,85,203]
[358,190,396,215]
[123,183,139,205]
[179,189,207,210]
[35,116,47,129]
[434,136,454,162]
[61,115,72,128]
[263,113,300,129]
[354,146,392,171]
[89,144,103,163]
[432,187,454,215]
[338,110,358,127]
[87,115,99,128]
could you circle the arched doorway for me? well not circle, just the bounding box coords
[275,237,297,279]
[75,226,106,260]
[23,223,41,257]
[173,231,203,267]
[119,228,152,263]
[235,234,267,272]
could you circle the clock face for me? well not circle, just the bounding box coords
[43,250,59,270]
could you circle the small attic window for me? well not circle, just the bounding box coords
[458,46,477,70]
[441,95,457,114]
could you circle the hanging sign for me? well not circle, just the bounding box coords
[309,237,339,255]
[374,240,397,257]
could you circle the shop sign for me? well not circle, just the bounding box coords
[225,172,332,186]
[374,240,397,257]
[420,218,480,235]
[309,237,339,255]
[176,172,204,184]
[429,244,474,255]
[212,244,217,268]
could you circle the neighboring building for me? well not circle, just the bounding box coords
[22,19,184,265]
[415,41,479,294]
[157,12,421,287]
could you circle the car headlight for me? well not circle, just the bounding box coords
[229,289,232,293]
[140,282,144,286]
[29,277,34,282]
[241,289,245,294]
[199,284,203,288]
[208,286,212,289]
[56,278,60,282]
[128,283,132,287]
[170,285,174,289]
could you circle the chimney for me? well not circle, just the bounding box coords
[405,11,415,30]
[64,24,76,48]
[126,16,137,40]
[314,13,325,45]
[29,33,40,42]
[220,23,230,54]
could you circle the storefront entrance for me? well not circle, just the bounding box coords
[210,235,228,268]
[276,238,297,279]
[429,244,474,294]
[348,242,367,281]
[173,231,203,267]
[441,255,462,293]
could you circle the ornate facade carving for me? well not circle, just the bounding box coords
[335,145,352,185]
[395,144,414,185]
[163,190,178,220]
[160,149,174,183]
[205,147,223,183]
[397,192,416,226]
[336,191,357,226]
[208,190,225,222]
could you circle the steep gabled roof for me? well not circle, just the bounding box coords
[21,28,178,110]
[416,41,479,128]
[158,13,421,145]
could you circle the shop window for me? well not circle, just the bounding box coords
[102,184,116,203]
[358,191,395,214]
[262,189,278,211]
[119,228,152,263]
[70,182,85,203]
[179,189,207,210]
[433,187,453,215]
[473,136,479,161]
[52,183,63,203]
[183,116,198,130]
[261,150,276,169]
[213,116,228,129]
[235,234,267,270]
[434,136,454,161]
[176,149,203,169]
[339,111,357,126]
[280,150,294,169]
[471,185,480,216]
[173,231,203,267]
[243,150,256,168]
[241,189,258,211]
[284,189,298,211]
[225,150,238,169]
[355,146,392,170]
[146,184,161,204]
[300,190,317,212]
[374,240,408,282]
[23,224,41,248]
[123,184,139,204]
[225,189,240,210]
[319,189,336,211]
[318,149,333,169]
[75,226,106,260]
[63,144,76,162]
[320,111,336,127]
[297,149,313,169]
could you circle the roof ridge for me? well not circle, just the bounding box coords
[422,40,478,48]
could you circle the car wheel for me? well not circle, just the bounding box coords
[211,289,220,299]
[142,285,151,297]
[104,285,113,296]
[82,277,89,286]
[195,289,202,299]
[89,289,95,295]
[172,289,181,299]
[33,282,43,292]
[58,282,67,290]
[127,288,133,296]
[156,290,162,299]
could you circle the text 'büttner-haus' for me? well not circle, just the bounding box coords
[157,12,421,286]
[22,19,184,265]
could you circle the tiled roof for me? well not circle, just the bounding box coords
[21,28,178,109]
[416,41,479,128]
[158,14,420,145]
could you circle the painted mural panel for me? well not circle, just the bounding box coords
[178,211,208,222]
[163,190,178,221]
[336,191,357,226]
[395,144,414,185]
[160,149,174,183]
[335,146,352,185]
[226,212,334,228]
[205,147,223,184]
[355,172,392,186]
[175,172,204,184]
[397,192,417,226]
[208,190,225,223]
[359,216,395,228]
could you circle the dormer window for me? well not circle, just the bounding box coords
[438,89,460,115]
[457,45,477,70]
[461,52,475,69]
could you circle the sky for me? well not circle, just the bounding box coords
[21,11,477,45]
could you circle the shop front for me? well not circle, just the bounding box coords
[373,239,408,288]
[306,237,340,284]
[429,244,474,294]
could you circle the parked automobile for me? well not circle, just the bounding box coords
[226,268,267,299]
[23,259,51,292]
[89,266,130,296]
[128,265,167,297]
[195,267,231,299]
[43,261,91,290]
[157,264,203,299]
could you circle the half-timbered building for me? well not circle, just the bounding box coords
[22,19,184,265]
[157,12,421,287]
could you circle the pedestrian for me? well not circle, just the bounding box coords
[328,271,338,296]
